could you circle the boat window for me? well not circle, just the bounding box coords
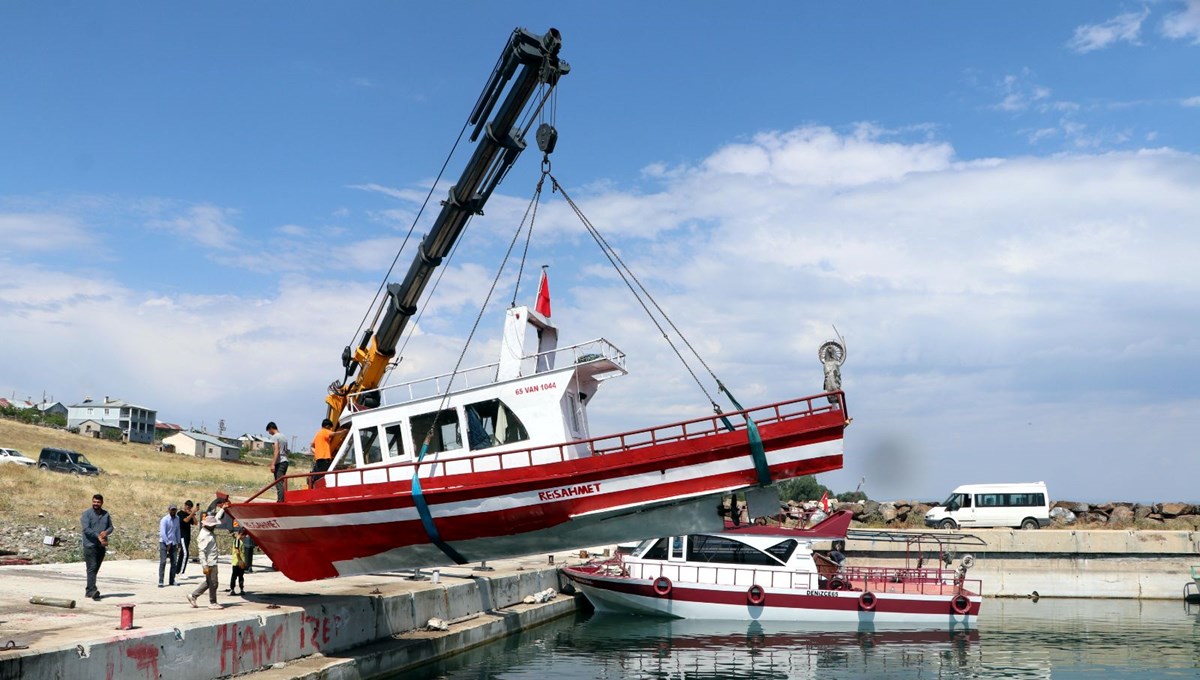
[765,539,799,562]
[641,538,670,560]
[670,536,684,560]
[685,535,785,567]
[385,424,407,459]
[464,399,529,451]
[410,410,462,453]
[358,427,383,465]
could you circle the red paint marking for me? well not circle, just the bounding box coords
[125,643,160,679]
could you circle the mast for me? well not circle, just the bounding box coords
[326,27,569,428]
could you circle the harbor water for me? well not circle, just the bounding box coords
[404,598,1200,679]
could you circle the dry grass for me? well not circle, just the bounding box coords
[0,418,291,561]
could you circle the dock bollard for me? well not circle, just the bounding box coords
[117,604,135,630]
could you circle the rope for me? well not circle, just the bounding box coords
[408,172,551,563]
[548,173,721,411]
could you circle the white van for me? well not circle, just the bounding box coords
[924,482,1051,530]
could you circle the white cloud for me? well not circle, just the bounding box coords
[0,213,95,251]
[1162,0,1200,42]
[147,203,241,249]
[993,72,1053,112]
[1183,95,1200,107]
[1068,9,1148,53]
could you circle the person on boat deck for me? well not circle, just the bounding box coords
[266,421,290,502]
[829,540,847,570]
[308,418,334,488]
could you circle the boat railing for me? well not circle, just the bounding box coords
[589,392,845,456]
[621,559,980,596]
[244,391,846,502]
[348,338,627,406]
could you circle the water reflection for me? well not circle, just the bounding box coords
[403,598,1200,679]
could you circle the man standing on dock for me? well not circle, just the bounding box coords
[158,504,180,587]
[188,515,223,610]
[309,418,334,488]
[80,493,112,601]
[266,421,289,502]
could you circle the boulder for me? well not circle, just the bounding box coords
[1049,507,1076,524]
[861,500,881,520]
[1108,506,1134,525]
[1069,502,1091,514]
[1132,504,1152,520]
[911,503,932,519]
[1160,503,1193,517]
[879,502,898,523]
[1094,502,1115,513]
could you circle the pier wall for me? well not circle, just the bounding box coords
[849,529,1200,598]
[0,566,567,680]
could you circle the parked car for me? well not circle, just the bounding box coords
[37,447,101,475]
[0,447,36,466]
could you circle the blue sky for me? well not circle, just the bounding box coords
[2,2,1198,503]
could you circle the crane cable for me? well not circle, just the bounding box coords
[546,173,727,415]
[409,170,551,565]
[547,173,768,484]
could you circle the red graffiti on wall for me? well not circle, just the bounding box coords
[300,612,344,651]
[217,622,285,675]
[105,643,160,680]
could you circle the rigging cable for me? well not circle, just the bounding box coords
[409,171,552,564]
[548,173,769,485]
[547,173,722,413]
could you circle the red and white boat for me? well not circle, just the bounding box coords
[227,26,848,582]
[561,511,983,625]
[229,300,848,581]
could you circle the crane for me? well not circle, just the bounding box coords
[324,27,569,437]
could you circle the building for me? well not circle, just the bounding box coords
[77,419,124,440]
[161,431,241,461]
[238,433,272,453]
[155,422,184,441]
[36,401,68,418]
[67,397,157,444]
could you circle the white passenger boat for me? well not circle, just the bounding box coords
[561,511,983,624]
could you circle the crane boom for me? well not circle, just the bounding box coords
[326,27,569,429]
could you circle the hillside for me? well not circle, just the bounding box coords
[0,418,286,564]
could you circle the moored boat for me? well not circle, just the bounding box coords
[561,511,983,625]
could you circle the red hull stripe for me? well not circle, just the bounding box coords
[563,572,982,617]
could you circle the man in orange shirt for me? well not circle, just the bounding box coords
[309,418,335,488]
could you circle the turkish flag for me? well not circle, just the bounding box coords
[535,268,551,317]
[820,490,830,512]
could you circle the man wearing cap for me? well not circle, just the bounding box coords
[158,504,181,587]
[188,514,223,610]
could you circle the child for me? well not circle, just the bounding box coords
[227,527,249,595]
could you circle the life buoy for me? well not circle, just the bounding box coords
[653,576,672,596]
[829,577,845,591]
[859,591,877,611]
[951,594,971,615]
[747,584,766,605]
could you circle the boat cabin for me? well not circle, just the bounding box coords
[326,305,627,485]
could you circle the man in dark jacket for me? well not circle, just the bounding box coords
[80,493,113,601]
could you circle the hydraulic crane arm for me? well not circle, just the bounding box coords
[326,27,569,429]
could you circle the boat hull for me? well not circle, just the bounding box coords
[563,570,981,625]
[229,398,846,581]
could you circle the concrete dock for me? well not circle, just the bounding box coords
[4,529,1199,679]
[849,528,1200,598]
[0,549,588,680]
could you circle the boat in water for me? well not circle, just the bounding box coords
[561,511,983,625]
[227,27,849,582]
